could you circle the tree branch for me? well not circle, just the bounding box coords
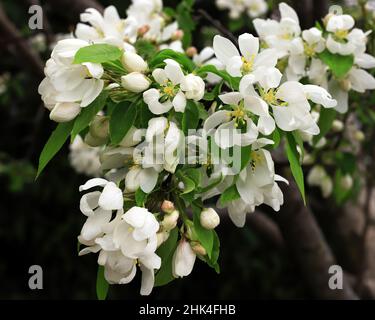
[196,9,238,45]
[217,208,285,250]
[48,0,103,16]
[276,173,359,299]
[0,3,44,78]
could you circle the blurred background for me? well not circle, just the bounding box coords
[0,0,374,300]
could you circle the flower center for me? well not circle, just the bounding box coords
[241,55,255,74]
[231,106,245,119]
[262,89,277,105]
[334,29,349,41]
[303,42,317,57]
[279,33,293,40]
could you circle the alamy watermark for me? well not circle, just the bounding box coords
[28,265,43,290]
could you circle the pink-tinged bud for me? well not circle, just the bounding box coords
[186,46,198,57]
[172,239,196,278]
[138,25,150,36]
[191,242,207,256]
[161,200,175,214]
[172,29,184,41]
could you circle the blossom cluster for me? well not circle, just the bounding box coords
[37,1,375,296]
[216,0,268,19]
[253,2,375,113]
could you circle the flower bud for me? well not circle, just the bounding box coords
[89,115,109,140]
[186,46,197,57]
[181,74,205,101]
[354,130,365,142]
[161,200,175,214]
[191,242,207,256]
[121,72,150,93]
[332,120,344,132]
[172,29,184,41]
[172,239,196,278]
[137,25,150,36]
[157,231,170,248]
[122,52,148,73]
[50,102,81,122]
[200,208,220,230]
[302,154,315,165]
[84,132,107,147]
[341,174,353,190]
[161,210,179,231]
[339,79,351,92]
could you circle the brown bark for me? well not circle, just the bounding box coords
[276,173,359,299]
[48,0,103,15]
[0,3,44,78]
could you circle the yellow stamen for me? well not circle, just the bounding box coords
[334,29,349,40]
[241,55,255,74]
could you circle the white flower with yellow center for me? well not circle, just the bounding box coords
[213,33,278,78]
[143,59,205,115]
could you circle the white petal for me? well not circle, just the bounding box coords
[98,182,123,210]
[140,168,159,193]
[123,207,148,228]
[79,178,108,191]
[219,92,243,105]
[213,35,239,65]
[140,264,155,296]
[164,59,185,85]
[80,191,100,216]
[239,33,259,60]
[204,110,231,134]
[172,91,187,112]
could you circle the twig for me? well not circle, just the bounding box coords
[0,3,44,78]
[25,0,55,45]
[196,9,238,45]
[275,172,359,299]
[216,208,285,250]
[48,0,103,16]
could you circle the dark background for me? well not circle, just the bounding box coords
[0,0,367,300]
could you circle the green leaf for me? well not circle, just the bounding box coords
[313,108,337,145]
[183,167,202,187]
[134,39,158,61]
[192,205,214,259]
[135,188,148,206]
[318,50,354,79]
[272,127,282,149]
[199,174,223,193]
[219,184,241,205]
[96,265,109,300]
[197,102,209,120]
[292,131,304,161]
[196,65,240,90]
[204,230,220,273]
[182,101,199,135]
[71,91,108,141]
[149,49,195,72]
[137,99,154,128]
[177,171,196,195]
[154,228,179,287]
[74,44,123,64]
[36,121,74,178]
[286,132,306,205]
[109,101,137,145]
